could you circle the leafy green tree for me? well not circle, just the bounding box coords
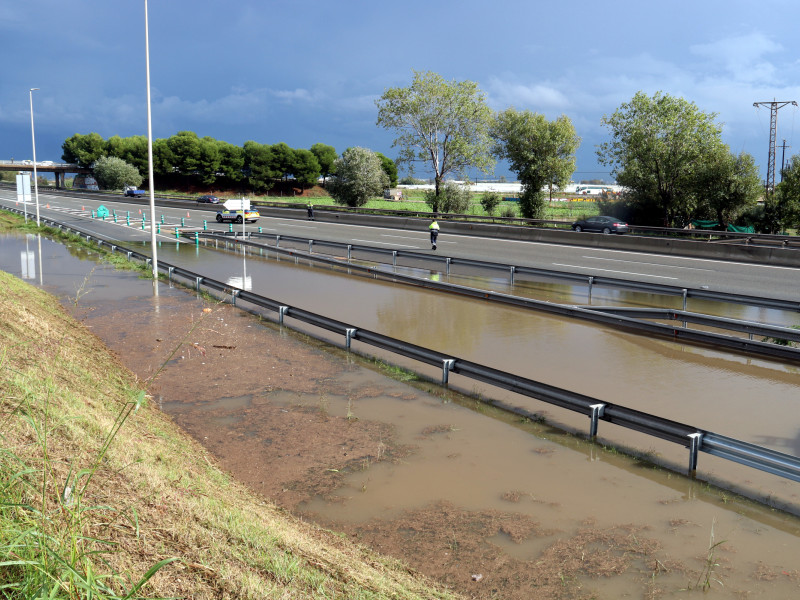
[270,142,296,182]
[243,141,278,192]
[693,149,761,226]
[491,108,580,219]
[215,140,245,181]
[166,131,203,176]
[480,191,502,216]
[597,91,725,226]
[375,152,398,187]
[152,138,175,176]
[291,149,321,188]
[92,156,143,191]
[61,132,106,167]
[774,154,800,232]
[376,70,494,200]
[425,180,470,213]
[310,143,337,185]
[105,135,148,175]
[327,147,389,207]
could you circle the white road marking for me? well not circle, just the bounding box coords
[580,255,715,272]
[552,263,679,280]
[352,239,418,248]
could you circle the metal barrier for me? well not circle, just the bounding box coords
[201,232,800,363]
[6,205,800,487]
[216,230,800,313]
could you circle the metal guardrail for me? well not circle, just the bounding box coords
[199,232,800,363]
[5,204,800,487]
[215,229,800,313]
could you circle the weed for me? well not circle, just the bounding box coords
[688,519,726,591]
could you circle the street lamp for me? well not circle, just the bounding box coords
[29,88,41,226]
[144,0,158,279]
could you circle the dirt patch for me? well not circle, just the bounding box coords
[67,287,765,599]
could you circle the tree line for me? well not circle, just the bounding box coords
[375,71,800,232]
[61,132,398,194]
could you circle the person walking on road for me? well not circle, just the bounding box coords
[307,204,314,220]
[429,217,440,250]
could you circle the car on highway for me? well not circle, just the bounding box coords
[216,208,260,224]
[571,215,629,234]
[197,195,220,204]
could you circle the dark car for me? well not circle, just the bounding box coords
[571,215,629,234]
[197,195,220,204]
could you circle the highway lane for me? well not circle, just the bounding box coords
[2,189,799,302]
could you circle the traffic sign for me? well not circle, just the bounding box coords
[223,198,250,211]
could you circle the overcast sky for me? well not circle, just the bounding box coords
[3,0,800,182]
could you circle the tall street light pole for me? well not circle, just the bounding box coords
[144,0,158,279]
[29,87,41,226]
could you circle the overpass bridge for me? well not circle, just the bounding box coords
[0,160,92,188]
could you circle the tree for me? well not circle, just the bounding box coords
[61,132,106,167]
[215,140,245,182]
[480,191,502,216]
[597,91,725,227]
[243,141,278,192]
[327,147,388,207]
[291,149,321,188]
[491,108,580,219]
[693,149,761,226]
[92,156,142,191]
[774,154,800,232]
[270,142,296,182]
[310,143,337,185]
[425,180,470,213]
[106,135,148,175]
[375,152,398,187]
[376,70,494,200]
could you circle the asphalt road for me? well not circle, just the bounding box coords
[2,189,799,302]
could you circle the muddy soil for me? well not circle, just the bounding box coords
[71,286,796,600]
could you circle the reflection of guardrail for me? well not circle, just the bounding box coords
[5,202,800,488]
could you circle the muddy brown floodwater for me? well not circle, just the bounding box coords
[4,232,800,599]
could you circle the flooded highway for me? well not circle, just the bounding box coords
[3,229,800,598]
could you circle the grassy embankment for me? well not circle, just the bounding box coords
[0,214,459,599]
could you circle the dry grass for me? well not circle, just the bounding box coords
[0,262,460,599]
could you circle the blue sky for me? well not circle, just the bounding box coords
[3,0,800,183]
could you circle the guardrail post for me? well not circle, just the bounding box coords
[688,432,703,476]
[442,359,456,385]
[110,245,116,253]
[167,266,174,281]
[195,276,203,291]
[345,328,357,350]
[510,265,515,285]
[347,244,352,260]
[127,251,132,260]
[446,257,451,275]
[682,289,688,327]
[231,289,239,306]
[278,306,289,325]
[589,403,606,438]
[588,276,594,302]
[276,235,281,248]
[392,250,397,266]
[308,240,313,253]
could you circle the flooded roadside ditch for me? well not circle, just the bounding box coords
[2,229,800,599]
